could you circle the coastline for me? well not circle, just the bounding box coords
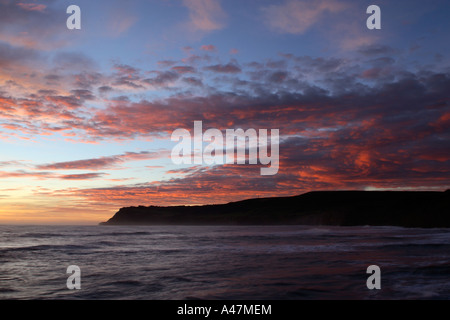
[101,190,450,228]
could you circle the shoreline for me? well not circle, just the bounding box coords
[101,190,450,228]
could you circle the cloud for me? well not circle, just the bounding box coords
[261,0,347,34]
[110,63,145,89]
[144,71,180,88]
[200,44,217,52]
[0,1,68,49]
[60,173,106,180]
[358,45,396,57]
[36,151,168,170]
[204,62,241,73]
[53,52,96,71]
[98,86,114,94]
[0,160,28,168]
[38,158,116,171]
[0,42,41,68]
[268,71,289,83]
[104,2,139,37]
[171,66,197,74]
[182,0,227,33]
[0,27,448,197]
[0,170,55,179]
[68,114,450,205]
[182,77,203,87]
[16,3,46,12]
[182,54,212,65]
[0,170,106,180]
[108,15,138,36]
[1,46,448,150]
[158,60,178,68]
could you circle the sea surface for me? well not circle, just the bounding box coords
[0,225,449,300]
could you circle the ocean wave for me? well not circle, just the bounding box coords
[2,225,450,300]
[0,244,88,253]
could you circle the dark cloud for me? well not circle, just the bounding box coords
[267,71,289,83]
[144,71,180,87]
[0,170,105,180]
[37,89,58,96]
[59,173,106,180]
[98,86,114,93]
[0,42,41,67]
[73,72,104,90]
[204,62,241,73]
[293,56,345,73]
[44,74,62,82]
[71,89,96,101]
[266,59,287,69]
[357,45,396,56]
[111,63,144,89]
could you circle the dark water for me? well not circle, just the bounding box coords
[0,225,449,300]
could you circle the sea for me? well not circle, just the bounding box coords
[0,225,449,300]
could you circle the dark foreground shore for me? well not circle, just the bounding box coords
[100,190,450,228]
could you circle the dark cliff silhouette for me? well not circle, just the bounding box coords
[100,190,450,228]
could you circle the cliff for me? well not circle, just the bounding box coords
[100,190,450,228]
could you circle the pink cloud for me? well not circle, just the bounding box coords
[171,66,196,74]
[17,3,46,12]
[182,0,227,33]
[36,151,169,170]
[0,170,104,180]
[106,9,138,37]
[262,0,347,34]
[200,44,217,52]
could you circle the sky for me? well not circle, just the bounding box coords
[0,0,449,224]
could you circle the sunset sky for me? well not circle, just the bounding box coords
[0,0,449,224]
